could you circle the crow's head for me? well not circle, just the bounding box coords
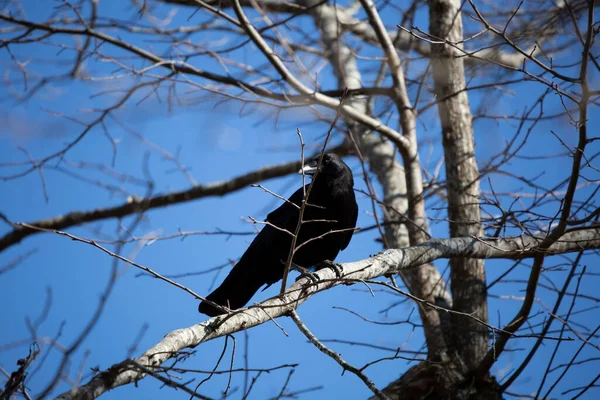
[299,153,352,181]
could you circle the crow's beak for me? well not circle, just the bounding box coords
[299,159,319,175]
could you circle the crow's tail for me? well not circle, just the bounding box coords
[198,258,265,317]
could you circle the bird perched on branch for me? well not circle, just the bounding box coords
[198,153,358,316]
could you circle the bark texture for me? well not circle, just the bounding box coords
[305,0,451,359]
[429,0,489,368]
[56,226,600,399]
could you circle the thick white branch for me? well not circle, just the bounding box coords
[55,227,600,400]
[229,0,410,152]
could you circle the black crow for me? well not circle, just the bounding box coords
[198,153,358,316]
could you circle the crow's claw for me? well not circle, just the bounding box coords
[317,260,344,278]
[293,264,320,284]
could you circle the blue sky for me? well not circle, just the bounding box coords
[1,1,599,399]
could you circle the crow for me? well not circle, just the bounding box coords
[198,153,358,316]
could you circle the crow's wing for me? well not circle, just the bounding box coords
[340,196,358,250]
[266,185,305,229]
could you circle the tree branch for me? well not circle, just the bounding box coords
[0,147,348,252]
[229,0,410,151]
[55,226,600,399]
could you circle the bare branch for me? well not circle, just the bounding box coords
[0,146,348,252]
[54,226,600,399]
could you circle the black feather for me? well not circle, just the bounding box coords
[198,153,358,316]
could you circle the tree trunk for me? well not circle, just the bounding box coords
[428,0,489,369]
[306,0,452,360]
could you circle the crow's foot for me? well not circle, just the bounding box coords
[293,264,320,284]
[316,260,344,278]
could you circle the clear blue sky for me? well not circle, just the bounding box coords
[1,1,599,399]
